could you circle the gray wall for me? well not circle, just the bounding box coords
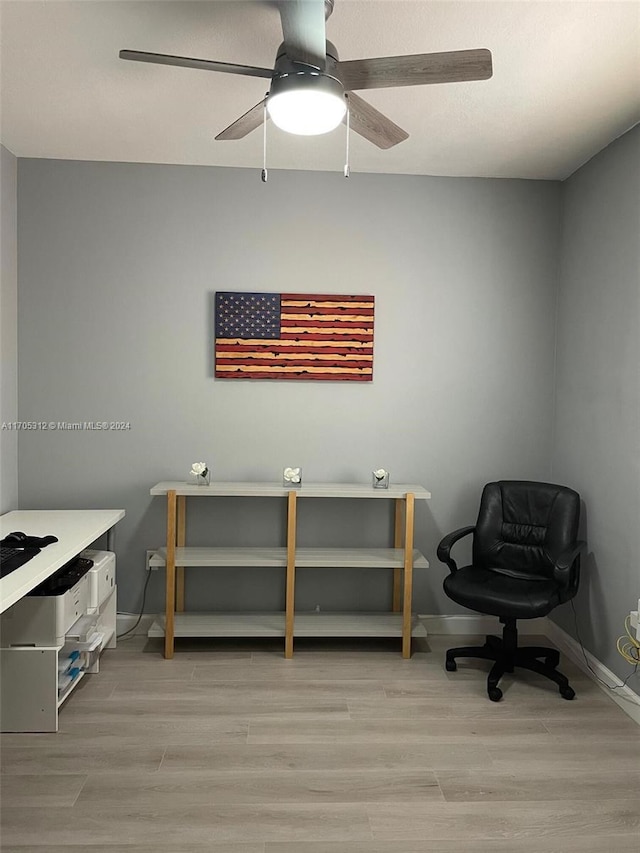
[16,160,560,616]
[552,125,640,680]
[0,144,18,513]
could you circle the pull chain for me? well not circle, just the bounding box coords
[343,95,350,178]
[261,99,268,183]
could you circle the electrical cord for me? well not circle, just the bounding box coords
[616,614,640,665]
[116,567,152,640]
[570,600,639,704]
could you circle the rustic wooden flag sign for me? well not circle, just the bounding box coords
[215,292,374,381]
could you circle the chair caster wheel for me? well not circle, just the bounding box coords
[488,687,503,702]
[445,659,457,672]
[560,686,575,700]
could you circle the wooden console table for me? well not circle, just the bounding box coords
[148,482,431,659]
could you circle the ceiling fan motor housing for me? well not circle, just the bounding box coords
[270,40,345,103]
[268,41,346,135]
[274,40,341,76]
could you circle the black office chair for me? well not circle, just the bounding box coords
[437,480,585,701]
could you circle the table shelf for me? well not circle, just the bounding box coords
[150,482,431,500]
[150,547,429,570]
[148,611,427,639]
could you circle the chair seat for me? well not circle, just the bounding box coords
[443,566,561,619]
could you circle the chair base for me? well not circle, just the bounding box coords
[445,621,575,702]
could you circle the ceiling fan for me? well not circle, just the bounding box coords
[120,0,493,150]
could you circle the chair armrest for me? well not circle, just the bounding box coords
[437,525,475,573]
[553,540,587,586]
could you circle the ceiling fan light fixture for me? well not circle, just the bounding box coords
[267,71,346,136]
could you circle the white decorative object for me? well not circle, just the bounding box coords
[372,468,389,489]
[283,467,302,487]
[190,462,210,486]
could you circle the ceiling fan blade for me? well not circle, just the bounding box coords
[278,0,326,68]
[338,48,492,91]
[215,99,268,141]
[119,50,272,80]
[345,93,408,150]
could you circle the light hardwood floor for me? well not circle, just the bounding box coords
[1,633,639,852]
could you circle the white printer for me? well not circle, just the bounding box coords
[83,549,116,613]
[0,550,115,647]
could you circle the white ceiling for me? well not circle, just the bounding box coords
[1,1,639,179]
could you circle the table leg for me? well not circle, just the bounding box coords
[285,490,297,659]
[402,493,415,659]
[164,490,177,659]
[106,525,116,553]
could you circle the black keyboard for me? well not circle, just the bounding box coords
[0,546,21,561]
[0,546,40,578]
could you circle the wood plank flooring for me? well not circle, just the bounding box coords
[1,633,639,852]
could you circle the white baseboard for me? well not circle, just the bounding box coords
[419,614,549,636]
[420,614,640,725]
[544,619,640,726]
[116,612,155,636]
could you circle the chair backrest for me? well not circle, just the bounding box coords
[472,481,580,580]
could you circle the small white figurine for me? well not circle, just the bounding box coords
[190,462,210,485]
[372,468,389,489]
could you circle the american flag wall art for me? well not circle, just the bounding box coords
[215,292,375,381]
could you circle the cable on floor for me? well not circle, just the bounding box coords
[570,600,639,705]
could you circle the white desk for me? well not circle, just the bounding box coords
[1,508,125,732]
[1,509,125,614]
